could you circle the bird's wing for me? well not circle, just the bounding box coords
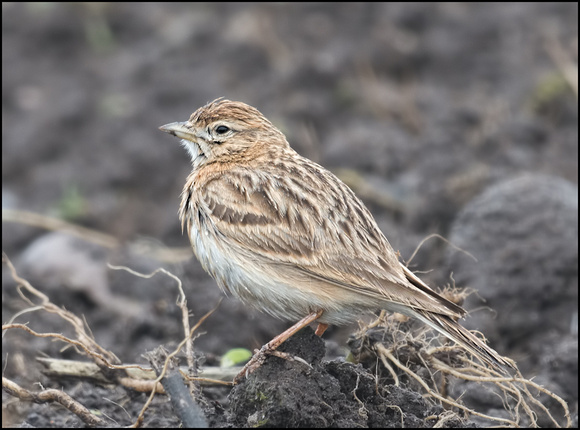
[197,161,463,318]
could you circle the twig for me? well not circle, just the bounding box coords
[2,209,119,248]
[364,314,571,428]
[131,305,221,428]
[2,376,105,426]
[36,357,239,387]
[406,233,477,266]
[3,253,119,366]
[375,343,517,426]
[2,209,192,262]
[147,348,208,428]
[2,323,148,373]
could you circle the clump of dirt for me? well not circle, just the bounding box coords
[226,327,469,428]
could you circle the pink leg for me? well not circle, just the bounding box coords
[234,309,324,384]
[315,323,329,336]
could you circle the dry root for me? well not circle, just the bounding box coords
[2,253,219,427]
[349,313,572,428]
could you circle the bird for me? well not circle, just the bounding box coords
[159,98,512,383]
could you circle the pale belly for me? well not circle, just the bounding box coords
[188,221,376,325]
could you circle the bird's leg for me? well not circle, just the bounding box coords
[314,323,329,336]
[233,309,324,384]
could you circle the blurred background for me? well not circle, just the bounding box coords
[2,2,578,425]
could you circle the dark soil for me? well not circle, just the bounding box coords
[2,3,577,428]
[226,328,469,428]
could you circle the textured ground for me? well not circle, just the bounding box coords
[2,3,577,427]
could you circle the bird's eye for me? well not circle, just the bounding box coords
[215,125,230,135]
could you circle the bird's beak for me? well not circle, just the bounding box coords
[159,122,196,141]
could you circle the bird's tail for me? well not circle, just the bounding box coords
[412,310,514,371]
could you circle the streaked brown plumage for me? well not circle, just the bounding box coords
[160,98,512,382]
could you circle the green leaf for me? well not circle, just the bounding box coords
[220,348,252,367]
